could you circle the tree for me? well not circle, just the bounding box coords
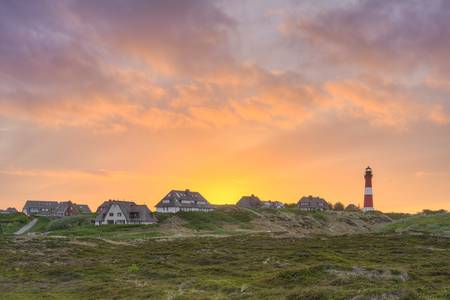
[333,202,344,211]
[345,204,360,212]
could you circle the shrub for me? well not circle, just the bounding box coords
[47,215,93,231]
[333,202,344,211]
[422,209,447,215]
[344,204,360,212]
[128,264,140,273]
[176,208,255,231]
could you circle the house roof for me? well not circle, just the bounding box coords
[96,200,136,214]
[23,200,60,209]
[55,201,73,215]
[129,205,156,222]
[155,189,213,209]
[76,204,92,213]
[24,200,91,216]
[297,196,329,208]
[95,200,134,222]
[23,200,61,215]
[236,195,262,208]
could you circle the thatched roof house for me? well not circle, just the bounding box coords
[297,196,330,211]
[0,207,18,214]
[23,200,91,217]
[95,200,157,225]
[236,195,263,209]
[155,189,214,213]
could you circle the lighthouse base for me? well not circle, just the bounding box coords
[362,207,374,213]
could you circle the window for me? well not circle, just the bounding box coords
[117,212,122,217]
[107,220,114,224]
[109,213,114,217]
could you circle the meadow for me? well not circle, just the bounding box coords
[0,210,449,299]
[1,233,449,299]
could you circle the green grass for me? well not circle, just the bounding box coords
[384,212,412,220]
[0,213,31,235]
[383,213,450,236]
[46,214,94,231]
[0,233,448,299]
[172,208,256,231]
[48,223,162,240]
[26,214,161,240]
[29,216,51,233]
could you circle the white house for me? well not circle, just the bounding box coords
[95,200,157,225]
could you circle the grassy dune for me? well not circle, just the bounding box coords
[0,213,30,235]
[0,233,449,299]
[23,207,393,241]
[1,210,449,299]
[382,213,450,236]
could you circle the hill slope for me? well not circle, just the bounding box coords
[37,207,393,241]
[0,213,31,235]
[382,213,450,236]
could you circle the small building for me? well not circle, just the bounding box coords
[155,189,214,213]
[236,195,285,209]
[262,200,285,209]
[0,207,18,214]
[55,201,80,217]
[236,195,263,209]
[23,201,60,216]
[297,196,330,211]
[95,200,157,225]
[76,204,92,214]
[22,200,91,217]
[6,207,18,213]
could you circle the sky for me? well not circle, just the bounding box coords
[1,0,450,213]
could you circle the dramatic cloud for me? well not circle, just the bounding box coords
[1,0,450,212]
[70,0,236,76]
[284,0,450,76]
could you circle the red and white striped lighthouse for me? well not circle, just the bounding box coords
[363,166,374,212]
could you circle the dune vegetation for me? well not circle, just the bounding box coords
[1,209,449,299]
[1,232,449,299]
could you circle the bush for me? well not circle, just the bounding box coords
[47,215,93,231]
[176,208,255,231]
[333,202,344,211]
[345,204,360,212]
[128,264,140,273]
[422,209,447,215]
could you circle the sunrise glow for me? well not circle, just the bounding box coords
[1,0,450,213]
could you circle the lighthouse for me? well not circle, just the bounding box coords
[363,166,374,212]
